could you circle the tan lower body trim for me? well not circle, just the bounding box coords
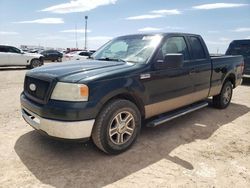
[145,89,209,119]
[208,85,221,97]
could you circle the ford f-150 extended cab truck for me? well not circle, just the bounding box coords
[20,33,244,154]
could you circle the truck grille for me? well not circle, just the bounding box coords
[24,76,51,103]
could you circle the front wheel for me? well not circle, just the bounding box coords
[29,59,42,69]
[92,99,141,154]
[213,81,233,109]
[57,57,62,62]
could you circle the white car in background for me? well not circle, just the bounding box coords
[0,45,44,69]
[65,51,92,61]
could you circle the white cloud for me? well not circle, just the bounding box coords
[15,18,64,24]
[126,14,164,20]
[208,30,220,33]
[0,31,19,35]
[41,0,117,14]
[150,9,181,15]
[193,3,248,10]
[60,29,91,33]
[126,9,181,20]
[206,41,228,45]
[219,37,230,42]
[67,36,112,42]
[88,36,112,40]
[138,27,163,32]
[36,36,67,40]
[233,27,250,32]
[246,36,250,39]
[165,26,184,30]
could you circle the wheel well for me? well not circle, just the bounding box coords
[30,58,39,63]
[225,73,236,88]
[103,93,145,118]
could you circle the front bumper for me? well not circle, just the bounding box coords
[20,93,99,121]
[22,106,95,139]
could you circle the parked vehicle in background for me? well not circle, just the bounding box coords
[21,33,244,154]
[65,51,92,61]
[0,45,43,69]
[40,50,63,62]
[226,39,250,77]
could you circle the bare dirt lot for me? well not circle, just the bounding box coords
[0,65,250,188]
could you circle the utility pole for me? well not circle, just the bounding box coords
[75,24,78,49]
[84,16,88,50]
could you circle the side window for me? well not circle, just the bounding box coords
[159,37,190,60]
[9,47,21,53]
[79,52,90,56]
[0,47,8,52]
[189,37,206,59]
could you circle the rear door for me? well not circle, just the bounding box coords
[143,35,195,118]
[0,46,9,65]
[186,36,211,99]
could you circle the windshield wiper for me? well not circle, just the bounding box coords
[96,57,126,63]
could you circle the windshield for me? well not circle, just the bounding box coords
[92,35,163,63]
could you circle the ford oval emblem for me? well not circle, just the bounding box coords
[29,83,36,91]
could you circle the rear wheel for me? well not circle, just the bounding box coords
[213,81,233,109]
[92,99,141,154]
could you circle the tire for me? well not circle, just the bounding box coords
[92,99,141,154]
[29,59,42,69]
[57,57,62,62]
[213,81,233,109]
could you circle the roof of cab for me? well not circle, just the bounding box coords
[116,32,201,38]
[230,39,250,44]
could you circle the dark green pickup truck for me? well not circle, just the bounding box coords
[21,33,244,154]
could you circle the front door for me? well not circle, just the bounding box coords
[143,36,195,118]
[8,46,26,65]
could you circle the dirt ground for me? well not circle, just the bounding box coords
[0,65,250,188]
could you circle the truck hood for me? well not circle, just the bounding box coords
[27,60,135,82]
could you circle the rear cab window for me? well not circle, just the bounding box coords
[189,36,206,60]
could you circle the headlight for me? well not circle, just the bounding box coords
[51,82,89,101]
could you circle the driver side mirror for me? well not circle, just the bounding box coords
[155,53,184,69]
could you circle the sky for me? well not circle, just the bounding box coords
[0,0,250,53]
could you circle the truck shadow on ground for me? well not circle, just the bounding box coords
[15,103,249,187]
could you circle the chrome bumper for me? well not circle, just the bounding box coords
[243,74,250,78]
[21,107,95,139]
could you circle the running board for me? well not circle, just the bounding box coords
[146,101,208,127]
